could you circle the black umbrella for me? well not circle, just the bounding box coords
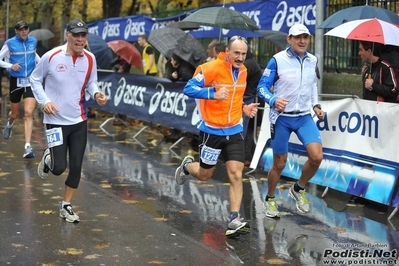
[86,33,113,69]
[167,21,200,31]
[257,30,289,51]
[148,27,187,58]
[173,34,207,68]
[182,6,259,31]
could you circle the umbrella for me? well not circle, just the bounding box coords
[182,7,259,31]
[173,34,207,68]
[257,30,289,51]
[148,27,187,58]
[29,29,55,41]
[318,5,399,29]
[86,34,113,69]
[166,21,200,31]
[324,18,399,46]
[107,40,142,70]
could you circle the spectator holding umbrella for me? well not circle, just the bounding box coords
[166,52,195,82]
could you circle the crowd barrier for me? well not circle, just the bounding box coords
[251,98,399,219]
[89,71,399,219]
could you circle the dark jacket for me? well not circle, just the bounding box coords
[243,50,262,96]
[362,59,398,102]
[166,59,195,82]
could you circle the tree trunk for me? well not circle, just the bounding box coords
[82,0,88,22]
[102,0,122,18]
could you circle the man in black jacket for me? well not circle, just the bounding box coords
[359,41,398,102]
[243,49,263,166]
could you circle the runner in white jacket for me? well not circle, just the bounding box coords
[30,19,107,223]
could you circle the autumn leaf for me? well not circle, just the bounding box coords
[148,260,165,264]
[113,184,132,187]
[0,172,11,176]
[91,229,103,232]
[85,254,102,259]
[86,152,102,156]
[97,213,110,217]
[113,175,126,180]
[95,244,110,250]
[123,200,139,204]
[179,209,192,214]
[303,224,328,231]
[154,217,168,221]
[101,184,112,188]
[150,139,158,146]
[335,228,347,233]
[277,184,291,190]
[3,187,17,190]
[39,210,53,214]
[266,258,287,265]
[59,248,84,255]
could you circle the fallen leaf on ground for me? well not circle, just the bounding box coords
[58,248,84,255]
[154,217,168,222]
[39,210,53,214]
[97,213,110,217]
[266,258,286,265]
[95,244,110,250]
[148,260,165,264]
[0,172,11,176]
[123,200,139,204]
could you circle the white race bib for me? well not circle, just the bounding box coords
[46,127,63,148]
[200,145,222,165]
[17,77,31,87]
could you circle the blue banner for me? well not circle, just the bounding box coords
[88,0,319,41]
[87,71,199,134]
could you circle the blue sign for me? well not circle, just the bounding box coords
[87,71,198,134]
[87,0,319,41]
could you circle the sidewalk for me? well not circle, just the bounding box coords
[0,119,236,265]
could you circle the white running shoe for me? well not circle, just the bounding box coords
[60,205,80,223]
[175,155,194,185]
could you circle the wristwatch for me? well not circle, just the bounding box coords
[313,104,322,110]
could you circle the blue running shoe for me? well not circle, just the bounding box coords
[3,120,13,139]
[23,146,35,159]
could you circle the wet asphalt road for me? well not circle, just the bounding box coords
[0,102,398,266]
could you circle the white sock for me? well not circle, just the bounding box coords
[62,201,71,208]
[25,143,31,149]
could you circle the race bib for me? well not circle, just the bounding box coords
[46,127,63,148]
[269,108,280,124]
[17,77,31,87]
[142,59,146,67]
[200,145,222,166]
